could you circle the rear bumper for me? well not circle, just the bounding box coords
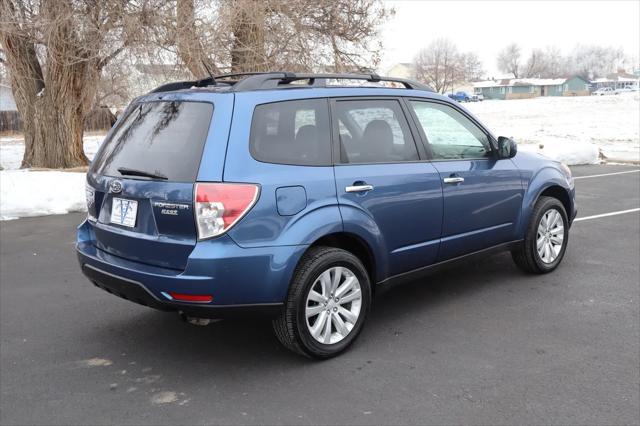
[81,263,283,318]
[77,220,306,318]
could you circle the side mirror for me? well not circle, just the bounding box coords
[497,136,517,159]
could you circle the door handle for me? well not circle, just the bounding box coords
[345,184,374,193]
[443,177,464,184]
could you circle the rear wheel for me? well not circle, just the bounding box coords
[512,196,569,274]
[272,246,371,359]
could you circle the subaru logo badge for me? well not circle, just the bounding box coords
[109,180,123,193]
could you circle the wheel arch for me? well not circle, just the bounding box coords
[538,185,571,217]
[305,232,379,289]
[518,177,572,237]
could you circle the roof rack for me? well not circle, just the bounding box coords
[150,77,212,93]
[149,72,274,93]
[232,72,433,92]
[149,71,433,93]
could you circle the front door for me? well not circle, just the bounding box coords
[331,98,443,277]
[408,99,524,260]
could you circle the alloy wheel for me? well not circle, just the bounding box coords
[305,266,362,344]
[536,208,565,264]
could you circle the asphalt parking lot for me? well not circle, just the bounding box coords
[1,164,639,426]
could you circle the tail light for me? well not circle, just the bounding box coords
[194,182,259,240]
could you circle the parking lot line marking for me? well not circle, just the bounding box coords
[574,170,640,180]
[574,208,640,222]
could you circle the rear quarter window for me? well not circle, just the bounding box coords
[249,99,332,166]
[92,101,213,182]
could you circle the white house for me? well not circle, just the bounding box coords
[590,71,639,90]
[0,84,18,112]
[386,63,415,79]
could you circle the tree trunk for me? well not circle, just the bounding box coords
[24,94,89,168]
[176,0,219,78]
[230,0,266,72]
[1,0,91,169]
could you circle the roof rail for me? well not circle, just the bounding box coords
[149,77,214,93]
[232,72,433,92]
[149,71,433,93]
[149,72,273,93]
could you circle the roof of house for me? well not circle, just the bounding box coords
[473,77,571,88]
[606,71,638,80]
[593,74,640,83]
[386,62,414,71]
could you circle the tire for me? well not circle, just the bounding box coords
[272,246,371,359]
[511,196,569,274]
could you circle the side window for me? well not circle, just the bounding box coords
[250,99,331,166]
[334,100,419,164]
[410,101,492,160]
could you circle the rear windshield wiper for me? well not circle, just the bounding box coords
[117,167,168,180]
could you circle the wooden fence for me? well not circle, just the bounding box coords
[0,108,117,134]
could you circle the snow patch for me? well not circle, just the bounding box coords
[1,170,87,220]
[81,358,113,367]
[465,93,639,164]
[518,139,600,165]
[0,134,104,170]
[150,391,178,405]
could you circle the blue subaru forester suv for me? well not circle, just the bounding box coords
[77,72,576,358]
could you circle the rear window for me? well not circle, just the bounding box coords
[249,99,331,166]
[92,101,213,182]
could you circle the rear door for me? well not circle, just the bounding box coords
[407,99,523,260]
[87,99,216,270]
[331,98,443,277]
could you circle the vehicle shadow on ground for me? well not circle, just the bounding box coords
[79,251,536,375]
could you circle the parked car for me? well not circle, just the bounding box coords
[616,86,639,93]
[471,93,484,102]
[448,91,471,102]
[592,87,618,95]
[77,72,577,359]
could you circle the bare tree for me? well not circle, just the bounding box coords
[460,52,484,81]
[568,44,626,79]
[0,0,161,168]
[518,44,629,79]
[522,48,544,78]
[522,46,570,78]
[497,43,522,78]
[413,39,482,94]
[227,0,266,72]
[413,38,458,94]
[539,46,567,77]
[171,0,393,78]
[175,0,220,77]
[1,0,392,168]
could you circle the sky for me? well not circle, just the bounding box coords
[379,0,640,77]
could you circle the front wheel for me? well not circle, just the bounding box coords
[512,196,569,274]
[272,246,371,359]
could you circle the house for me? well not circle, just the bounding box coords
[473,76,590,100]
[386,63,415,79]
[0,84,22,133]
[590,70,639,90]
[0,84,17,112]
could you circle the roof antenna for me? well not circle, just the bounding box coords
[201,60,216,86]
